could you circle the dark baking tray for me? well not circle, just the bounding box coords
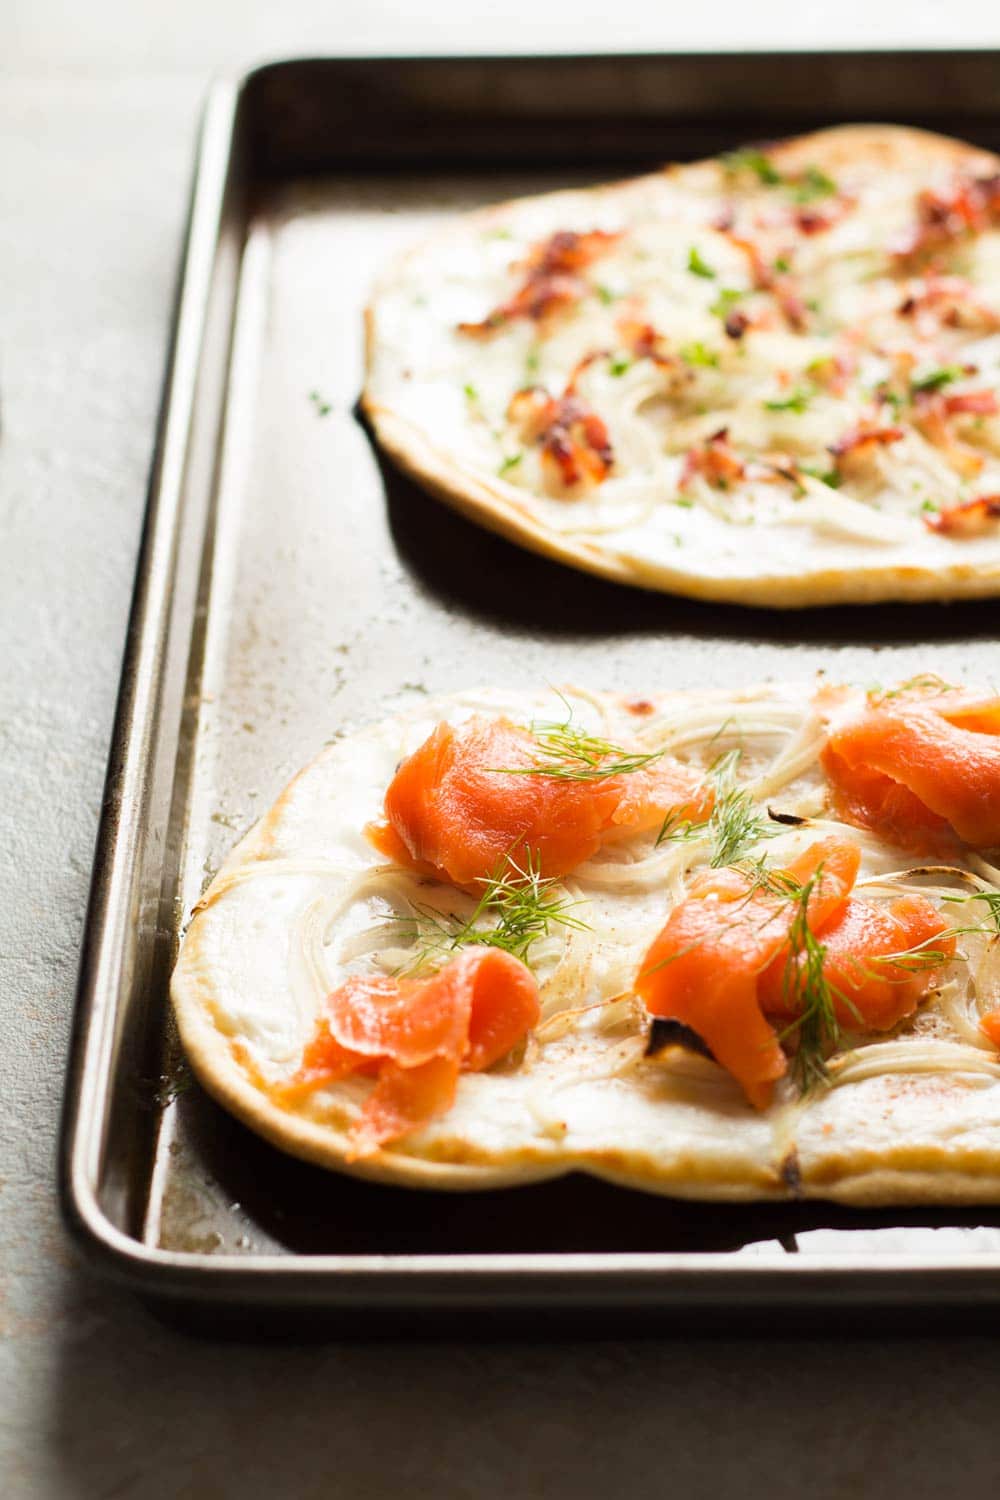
[61,52,1000,1335]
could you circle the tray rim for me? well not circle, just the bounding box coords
[60,49,1000,1315]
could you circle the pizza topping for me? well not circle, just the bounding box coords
[285,948,541,1156]
[680,428,745,491]
[893,171,1000,263]
[457,228,621,336]
[924,493,1000,536]
[506,384,614,492]
[897,274,1000,334]
[829,421,906,472]
[822,682,1000,851]
[637,836,953,1107]
[367,714,712,887]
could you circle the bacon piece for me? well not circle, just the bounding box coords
[912,394,987,479]
[807,352,856,398]
[924,494,1000,536]
[680,427,745,491]
[897,274,1000,334]
[458,228,620,336]
[507,385,614,492]
[943,390,999,418]
[829,422,905,469]
[724,233,807,331]
[893,172,1000,262]
[615,315,677,368]
[724,309,751,340]
[528,229,621,275]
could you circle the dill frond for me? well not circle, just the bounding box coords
[396,851,590,974]
[775,870,843,1091]
[496,696,666,782]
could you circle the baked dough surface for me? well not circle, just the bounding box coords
[171,685,1000,1202]
[364,126,1000,607]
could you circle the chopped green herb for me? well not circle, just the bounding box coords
[609,356,632,377]
[793,165,838,203]
[673,496,695,508]
[680,341,720,368]
[709,287,744,320]
[723,149,782,186]
[773,255,792,274]
[595,283,617,305]
[799,464,841,489]
[463,382,479,402]
[911,365,965,394]
[496,704,667,783]
[920,498,939,513]
[687,246,717,279]
[764,386,812,413]
[399,851,590,973]
[498,452,523,476]
[308,390,332,417]
[525,347,541,377]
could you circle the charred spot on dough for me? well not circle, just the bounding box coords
[645,1017,716,1062]
[781,1147,804,1198]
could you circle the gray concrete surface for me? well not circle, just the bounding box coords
[4,4,1000,1495]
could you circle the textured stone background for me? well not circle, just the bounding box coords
[5,4,1000,1495]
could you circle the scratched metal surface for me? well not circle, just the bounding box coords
[139,164,1000,1263]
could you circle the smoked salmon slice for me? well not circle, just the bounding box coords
[822,683,1000,852]
[637,837,952,1108]
[368,715,711,888]
[284,948,540,1157]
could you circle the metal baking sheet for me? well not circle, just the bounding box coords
[61,53,1000,1333]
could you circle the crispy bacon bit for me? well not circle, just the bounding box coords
[924,494,1000,536]
[724,231,808,331]
[680,427,745,491]
[529,229,621,275]
[807,352,856,397]
[507,385,613,493]
[458,228,620,337]
[829,422,906,467]
[943,389,999,418]
[615,316,676,368]
[725,233,774,290]
[912,392,990,479]
[896,274,1000,334]
[894,172,1000,262]
[793,196,854,237]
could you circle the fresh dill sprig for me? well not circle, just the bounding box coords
[397,852,589,973]
[869,673,957,703]
[942,890,1000,935]
[496,701,666,782]
[653,746,777,865]
[768,867,861,1092]
[777,873,842,1091]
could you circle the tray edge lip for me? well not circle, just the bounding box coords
[57,49,1000,1306]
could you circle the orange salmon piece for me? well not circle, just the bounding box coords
[637,839,860,1109]
[822,688,1000,852]
[759,892,954,1031]
[981,1010,1000,1048]
[285,948,540,1157]
[368,716,712,887]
